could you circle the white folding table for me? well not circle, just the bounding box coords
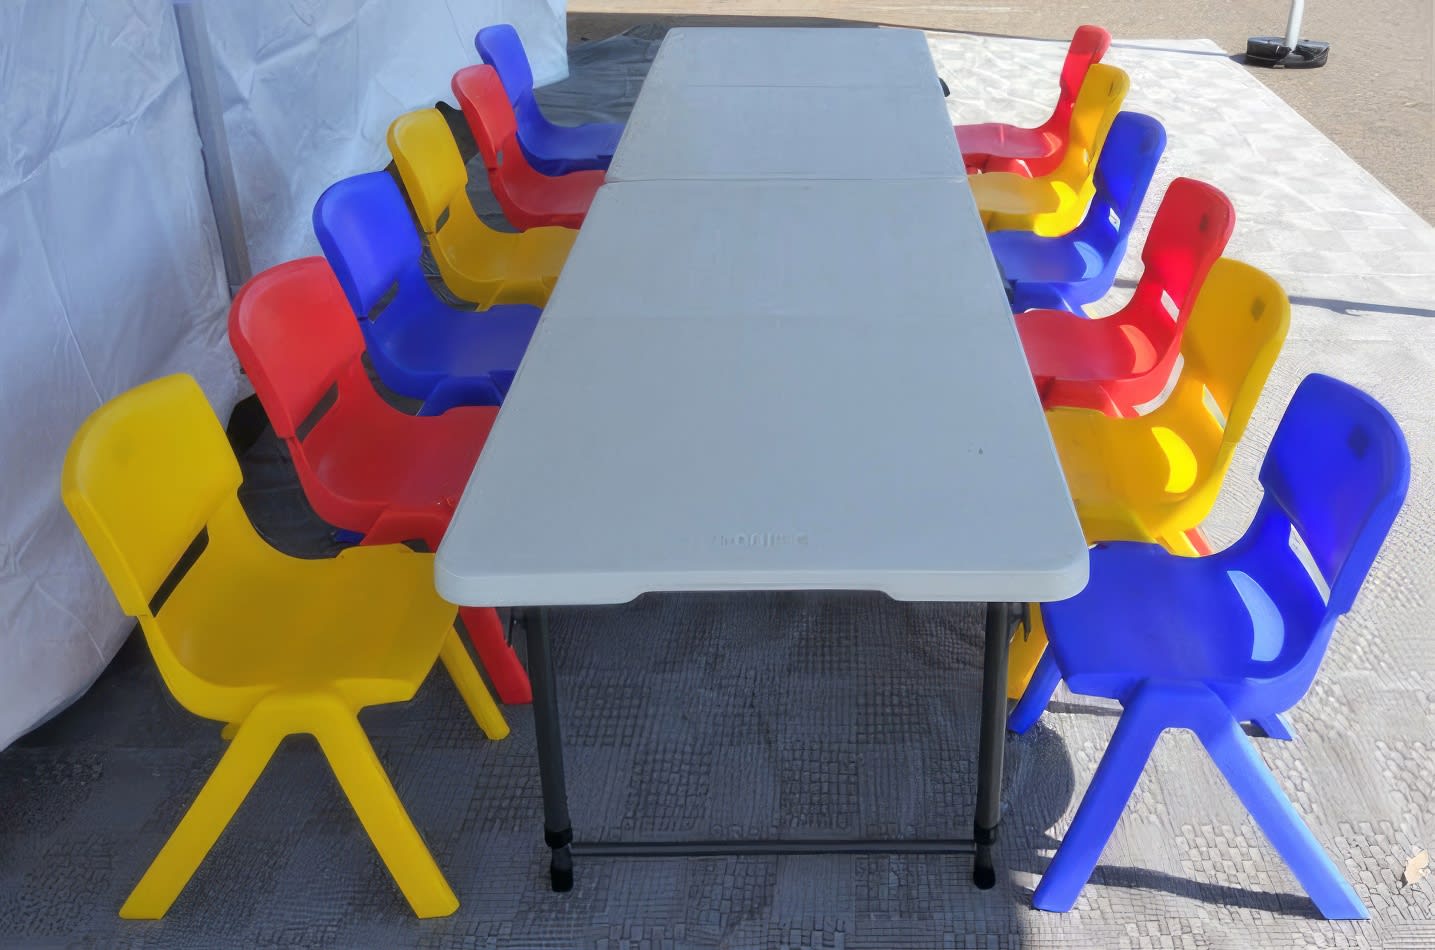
[436,27,1088,893]
[606,82,963,183]
[643,26,947,89]
[607,27,958,184]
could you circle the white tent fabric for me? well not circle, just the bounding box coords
[0,0,567,750]
[204,0,568,271]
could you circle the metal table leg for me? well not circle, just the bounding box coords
[526,606,574,891]
[973,601,1012,888]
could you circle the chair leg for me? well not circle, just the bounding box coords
[1007,651,1061,734]
[1032,688,1169,912]
[1184,526,1213,556]
[1199,715,1367,919]
[121,709,285,918]
[439,630,510,741]
[1157,528,1204,558]
[1007,603,1048,700]
[308,695,459,919]
[458,606,531,705]
[1248,712,1295,742]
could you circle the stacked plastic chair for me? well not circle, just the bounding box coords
[958,25,1112,176]
[970,62,1129,236]
[314,171,541,412]
[1016,177,1236,417]
[1041,259,1290,554]
[229,259,532,704]
[62,374,507,919]
[991,111,1165,311]
[452,64,604,230]
[388,107,576,308]
[1007,257,1291,698]
[476,23,623,174]
[1010,374,1410,920]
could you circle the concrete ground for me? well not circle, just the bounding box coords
[569,0,1435,223]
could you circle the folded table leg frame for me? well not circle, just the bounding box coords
[524,602,1014,892]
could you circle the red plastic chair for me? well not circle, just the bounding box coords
[228,257,531,704]
[1015,177,1236,419]
[957,25,1112,177]
[451,65,604,230]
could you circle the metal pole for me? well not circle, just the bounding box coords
[1283,0,1306,50]
[172,0,251,297]
[527,607,575,892]
[973,601,1012,889]
[1246,0,1328,69]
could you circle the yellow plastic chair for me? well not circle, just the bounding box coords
[1010,259,1291,696]
[388,108,576,308]
[61,374,508,919]
[971,63,1130,237]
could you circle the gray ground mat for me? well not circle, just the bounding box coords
[2,27,1433,950]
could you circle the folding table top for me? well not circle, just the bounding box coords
[530,179,995,322]
[436,177,1087,608]
[607,82,964,182]
[643,26,946,89]
[607,27,959,183]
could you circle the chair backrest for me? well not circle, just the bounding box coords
[1233,374,1410,710]
[62,375,241,621]
[1051,63,1128,188]
[475,23,540,129]
[387,109,469,236]
[1130,177,1236,329]
[230,259,397,538]
[452,65,521,175]
[1258,375,1411,617]
[1151,258,1290,495]
[1044,25,1113,135]
[1070,111,1166,252]
[313,172,428,319]
[228,258,367,443]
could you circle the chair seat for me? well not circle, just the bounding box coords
[957,122,1061,164]
[1046,408,1201,541]
[438,214,576,307]
[163,538,456,716]
[508,167,605,229]
[312,404,496,530]
[1043,542,1261,701]
[989,232,1105,287]
[1016,308,1157,386]
[972,173,1083,235]
[520,120,623,175]
[375,302,541,395]
[506,226,578,292]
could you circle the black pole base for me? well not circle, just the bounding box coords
[550,845,574,892]
[1245,36,1329,68]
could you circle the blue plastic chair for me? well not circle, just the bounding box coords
[312,172,541,415]
[992,112,1166,314]
[1009,374,1410,919]
[476,23,624,175]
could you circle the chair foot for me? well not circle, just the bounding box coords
[1033,685,1169,911]
[458,607,531,704]
[1200,714,1367,919]
[310,696,459,918]
[439,631,510,741]
[121,709,284,918]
